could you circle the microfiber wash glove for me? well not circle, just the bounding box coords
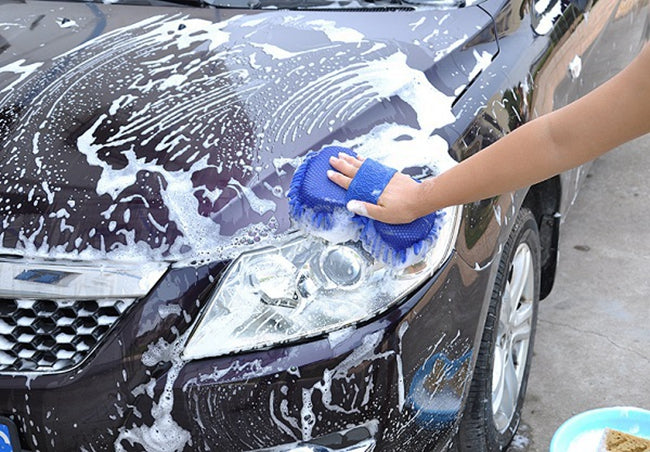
[359,210,446,267]
[344,157,445,267]
[288,146,445,268]
[287,146,362,243]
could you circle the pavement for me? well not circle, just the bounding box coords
[507,132,650,451]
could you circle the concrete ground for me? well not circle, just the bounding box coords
[507,133,650,451]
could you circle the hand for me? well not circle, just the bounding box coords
[326,152,426,224]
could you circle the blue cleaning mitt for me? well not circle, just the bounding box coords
[361,210,446,267]
[345,158,397,204]
[288,146,445,267]
[287,146,361,244]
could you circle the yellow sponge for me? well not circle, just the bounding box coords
[598,428,650,452]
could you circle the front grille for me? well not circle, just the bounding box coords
[0,298,135,373]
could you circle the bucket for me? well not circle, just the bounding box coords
[550,406,650,452]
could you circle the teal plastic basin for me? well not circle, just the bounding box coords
[550,406,650,452]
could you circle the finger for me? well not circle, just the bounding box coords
[337,152,364,168]
[346,200,384,221]
[329,155,359,178]
[327,169,352,189]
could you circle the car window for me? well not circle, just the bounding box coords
[34,0,467,9]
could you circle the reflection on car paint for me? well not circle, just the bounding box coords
[56,17,78,29]
[534,0,564,35]
[407,349,472,430]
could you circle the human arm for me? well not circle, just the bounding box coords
[327,42,650,224]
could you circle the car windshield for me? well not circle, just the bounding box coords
[35,0,463,9]
[201,0,463,9]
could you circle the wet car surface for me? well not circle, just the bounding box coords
[0,0,647,450]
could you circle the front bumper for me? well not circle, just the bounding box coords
[0,251,496,451]
[254,422,377,452]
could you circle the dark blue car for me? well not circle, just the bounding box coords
[0,0,646,450]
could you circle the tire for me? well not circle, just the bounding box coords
[456,207,541,451]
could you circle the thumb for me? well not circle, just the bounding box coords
[346,200,384,220]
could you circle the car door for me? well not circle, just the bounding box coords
[531,0,649,215]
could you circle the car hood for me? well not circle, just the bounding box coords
[0,1,495,263]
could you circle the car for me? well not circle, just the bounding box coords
[0,0,646,450]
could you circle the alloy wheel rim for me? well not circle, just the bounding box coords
[491,242,535,433]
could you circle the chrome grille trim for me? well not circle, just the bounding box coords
[0,257,168,299]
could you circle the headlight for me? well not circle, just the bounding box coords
[183,205,462,360]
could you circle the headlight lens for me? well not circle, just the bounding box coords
[183,205,462,360]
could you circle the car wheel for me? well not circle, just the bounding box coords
[457,207,540,451]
